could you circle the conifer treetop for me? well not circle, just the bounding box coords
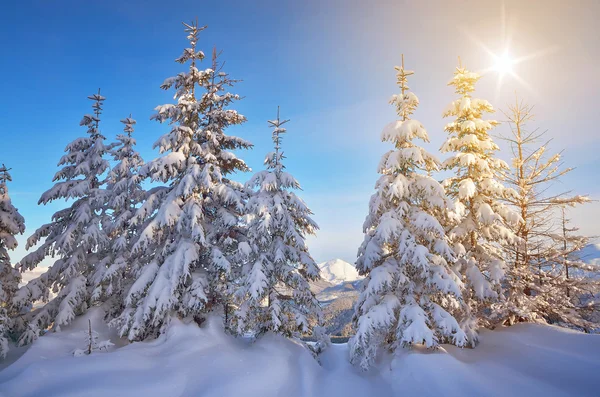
[393,54,416,120]
[179,20,207,65]
[82,89,106,140]
[448,57,481,97]
[269,106,289,166]
[380,56,439,173]
[121,115,136,137]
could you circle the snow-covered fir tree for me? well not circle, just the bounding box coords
[439,60,521,344]
[73,319,114,357]
[95,116,146,319]
[14,91,110,345]
[112,22,252,341]
[234,108,321,338]
[0,165,25,358]
[493,99,593,327]
[350,57,467,370]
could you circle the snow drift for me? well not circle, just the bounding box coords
[1,309,600,397]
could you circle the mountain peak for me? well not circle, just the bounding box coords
[318,259,362,284]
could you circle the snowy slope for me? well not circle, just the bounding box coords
[580,243,600,265]
[317,259,362,284]
[1,310,600,397]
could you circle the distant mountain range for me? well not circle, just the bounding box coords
[313,245,600,336]
[313,259,362,336]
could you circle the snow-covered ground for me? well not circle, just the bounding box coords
[1,308,599,397]
[580,243,600,266]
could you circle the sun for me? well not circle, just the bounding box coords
[459,4,557,98]
[493,51,514,76]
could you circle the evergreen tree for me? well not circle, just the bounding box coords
[112,22,251,341]
[439,60,521,345]
[73,319,114,357]
[235,108,321,338]
[95,116,145,319]
[14,91,110,345]
[0,165,25,358]
[350,57,466,370]
[492,99,594,327]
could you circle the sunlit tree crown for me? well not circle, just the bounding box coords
[448,59,480,96]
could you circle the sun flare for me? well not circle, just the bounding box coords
[493,51,514,76]
[460,4,557,98]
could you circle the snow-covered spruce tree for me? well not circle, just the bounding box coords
[73,319,114,357]
[234,108,321,339]
[350,57,467,371]
[492,98,592,327]
[112,23,251,341]
[14,91,110,345]
[439,60,521,344]
[95,116,146,320]
[0,165,25,358]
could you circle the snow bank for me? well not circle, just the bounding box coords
[1,309,599,397]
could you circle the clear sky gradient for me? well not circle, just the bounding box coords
[1,0,599,266]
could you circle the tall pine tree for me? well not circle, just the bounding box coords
[440,60,521,345]
[0,165,25,358]
[235,108,321,338]
[351,57,466,370]
[113,22,252,341]
[95,116,146,319]
[15,92,110,345]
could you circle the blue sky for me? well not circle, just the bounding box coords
[1,0,599,265]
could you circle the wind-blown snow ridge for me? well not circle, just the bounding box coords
[318,259,362,284]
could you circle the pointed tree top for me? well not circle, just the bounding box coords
[394,54,414,96]
[449,57,480,96]
[0,163,10,185]
[268,106,290,163]
[391,54,418,120]
[182,18,207,34]
[87,88,106,103]
[120,114,136,136]
[182,19,208,46]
